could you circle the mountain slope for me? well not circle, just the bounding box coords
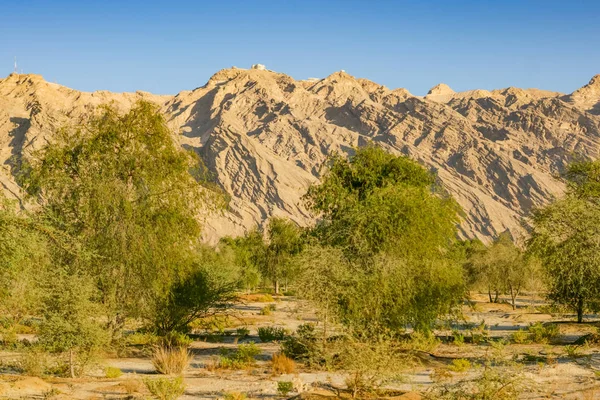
[1,68,600,243]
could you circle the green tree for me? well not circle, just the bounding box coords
[0,195,50,323]
[219,229,266,292]
[22,101,223,336]
[469,232,530,309]
[302,145,465,333]
[528,159,600,323]
[38,270,108,378]
[264,218,304,294]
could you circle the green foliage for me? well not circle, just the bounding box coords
[38,270,108,378]
[264,218,304,293]
[449,358,471,373]
[300,145,465,334]
[277,381,294,396]
[510,330,529,344]
[149,254,238,334]
[258,326,287,342]
[281,323,319,361]
[468,232,531,309]
[260,304,276,315]
[236,327,250,338]
[216,342,262,369]
[105,366,123,378]
[22,101,224,335]
[144,376,185,400]
[527,322,559,344]
[527,159,600,323]
[427,367,524,400]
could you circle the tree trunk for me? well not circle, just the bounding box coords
[577,298,584,323]
[274,279,280,294]
[488,287,493,303]
[494,289,499,303]
[69,349,75,378]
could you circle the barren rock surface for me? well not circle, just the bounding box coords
[1,69,600,242]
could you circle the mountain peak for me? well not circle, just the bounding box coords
[427,83,454,96]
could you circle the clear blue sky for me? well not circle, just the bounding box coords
[1,0,599,95]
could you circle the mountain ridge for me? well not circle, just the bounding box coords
[2,68,600,243]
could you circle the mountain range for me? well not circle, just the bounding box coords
[1,66,599,243]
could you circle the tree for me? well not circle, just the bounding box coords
[0,195,50,323]
[469,232,530,309]
[528,159,600,323]
[22,101,224,336]
[219,230,266,293]
[301,145,465,333]
[38,270,108,378]
[264,218,304,294]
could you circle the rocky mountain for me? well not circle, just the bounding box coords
[1,68,600,243]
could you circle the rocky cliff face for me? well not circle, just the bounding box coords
[1,69,600,243]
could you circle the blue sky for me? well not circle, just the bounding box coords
[1,0,599,95]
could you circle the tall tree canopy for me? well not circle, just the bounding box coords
[22,101,223,333]
[528,159,600,322]
[301,145,465,333]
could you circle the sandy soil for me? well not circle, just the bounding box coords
[2,295,600,399]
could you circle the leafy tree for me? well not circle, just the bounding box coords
[529,198,600,322]
[302,145,465,333]
[264,218,304,294]
[0,195,50,322]
[22,101,224,336]
[528,159,600,323]
[219,230,266,292]
[38,270,108,378]
[149,252,238,334]
[469,232,530,309]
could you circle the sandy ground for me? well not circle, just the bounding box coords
[2,295,600,399]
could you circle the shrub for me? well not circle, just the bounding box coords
[258,326,287,342]
[144,376,185,400]
[448,359,471,373]
[452,330,465,346]
[158,332,192,349]
[215,342,261,369]
[224,392,247,400]
[236,327,250,338]
[277,381,294,396]
[260,305,276,316]
[152,346,191,375]
[18,347,49,377]
[105,366,123,378]
[565,345,582,358]
[281,323,318,361]
[271,353,295,375]
[126,332,159,347]
[510,329,530,344]
[528,323,559,344]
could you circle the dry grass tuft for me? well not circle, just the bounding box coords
[271,353,295,375]
[151,346,191,375]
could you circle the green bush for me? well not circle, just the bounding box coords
[158,332,192,349]
[448,359,471,373]
[528,323,559,344]
[510,330,529,344]
[277,381,294,396]
[236,327,250,338]
[144,376,185,400]
[217,342,261,369]
[260,304,276,316]
[281,324,318,361]
[105,366,123,378]
[258,326,287,342]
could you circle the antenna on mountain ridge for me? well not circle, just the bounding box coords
[14,56,18,74]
